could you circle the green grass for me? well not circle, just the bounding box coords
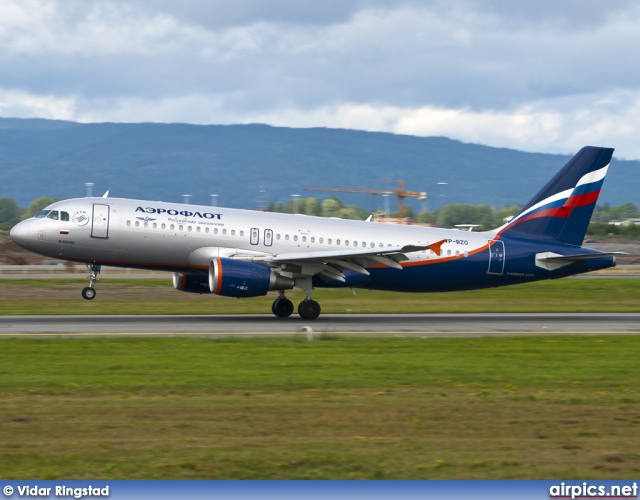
[1,336,639,479]
[1,277,640,314]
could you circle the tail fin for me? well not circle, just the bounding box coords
[498,146,613,246]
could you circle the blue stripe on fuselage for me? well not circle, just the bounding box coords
[313,237,615,293]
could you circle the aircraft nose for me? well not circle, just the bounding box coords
[10,221,33,249]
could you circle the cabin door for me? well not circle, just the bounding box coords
[487,240,505,275]
[91,204,110,239]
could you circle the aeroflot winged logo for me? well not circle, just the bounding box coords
[135,206,223,220]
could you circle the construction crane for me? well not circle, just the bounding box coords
[304,180,427,218]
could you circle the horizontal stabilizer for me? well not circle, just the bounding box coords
[535,251,625,271]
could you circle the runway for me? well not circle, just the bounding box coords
[1,313,639,337]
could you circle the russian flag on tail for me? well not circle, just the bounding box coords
[498,147,613,246]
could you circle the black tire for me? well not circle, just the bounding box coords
[273,298,294,318]
[298,299,321,320]
[82,287,96,300]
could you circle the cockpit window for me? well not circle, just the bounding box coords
[36,210,69,221]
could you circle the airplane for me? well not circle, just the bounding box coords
[10,146,623,320]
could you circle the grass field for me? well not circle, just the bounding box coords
[1,277,640,314]
[0,336,639,479]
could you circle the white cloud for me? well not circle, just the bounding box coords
[1,0,640,159]
[0,88,75,119]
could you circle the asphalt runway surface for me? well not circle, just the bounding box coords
[1,313,639,337]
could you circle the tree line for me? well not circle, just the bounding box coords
[267,197,523,229]
[2,196,639,238]
[0,197,60,230]
[268,197,640,237]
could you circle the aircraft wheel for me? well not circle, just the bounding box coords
[298,299,321,320]
[272,298,294,318]
[82,287,96,300]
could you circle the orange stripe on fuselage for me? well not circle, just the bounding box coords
[368,241,491,269]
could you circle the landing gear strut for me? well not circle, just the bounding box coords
[295,277,321,320]
[82,263,101,300]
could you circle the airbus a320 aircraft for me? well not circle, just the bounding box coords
[10,146,622,320]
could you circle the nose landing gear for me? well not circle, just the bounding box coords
[82,263,101,300]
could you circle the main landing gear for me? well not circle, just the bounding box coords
[272,292,294,318]
[270,278,322,320]
[271,294,321,320]
[81,263,101,300]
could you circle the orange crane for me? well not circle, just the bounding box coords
[304,180,427,218]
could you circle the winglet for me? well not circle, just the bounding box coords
[427,239,447,256]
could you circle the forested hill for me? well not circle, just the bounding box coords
[0,117,637,210]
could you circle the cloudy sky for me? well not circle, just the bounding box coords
[2,0,640,158]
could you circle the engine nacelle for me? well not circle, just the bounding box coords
[173,272,212,294]
[209,258,294,298]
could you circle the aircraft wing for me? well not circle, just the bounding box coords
[235,239,447,282]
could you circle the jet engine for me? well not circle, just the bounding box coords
[173,272,211,294]
[209,258,294,298]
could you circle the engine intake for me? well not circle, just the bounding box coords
[209,258,294,298]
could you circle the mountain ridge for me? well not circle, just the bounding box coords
[0,117,636,211]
